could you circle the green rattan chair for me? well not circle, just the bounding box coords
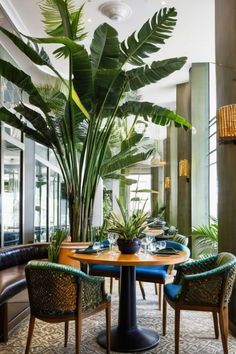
[24,261,111,354]
[163,252,236,354]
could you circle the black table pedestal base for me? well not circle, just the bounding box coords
[97,325,160,353]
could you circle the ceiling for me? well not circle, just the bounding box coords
[0,0,215,110]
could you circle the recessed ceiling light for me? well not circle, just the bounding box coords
[87,18,92,22]
[99,1,132,22]
[161,1,166,5]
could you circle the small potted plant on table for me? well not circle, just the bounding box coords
[108,199,149,254]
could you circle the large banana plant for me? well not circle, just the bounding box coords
[0,1,191,241]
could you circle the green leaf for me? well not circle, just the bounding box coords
[131,189,159,194]
[120,8,177,66]
[15,103,48,134]
[0,59,50,115]
[131,197,141,202]
[127,57,187,90]
[23,35,92,112]
[104,173,137,185]
[90,23,120,78]
[121,132,143,152]
[101,148,154,176]
[0,107,51,147]
[0,26,66,82]
[0,26,50,66]
[39,0,87,41]
[95,70,126,109]
[117,101,191,129]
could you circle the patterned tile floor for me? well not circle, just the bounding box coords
[1,282,236,354]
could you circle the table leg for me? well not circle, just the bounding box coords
[97,266,159,352]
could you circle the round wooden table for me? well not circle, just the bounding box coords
[71,248,188,353]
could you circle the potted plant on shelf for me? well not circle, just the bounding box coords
[0,1,191,242]
[107,199,149,254]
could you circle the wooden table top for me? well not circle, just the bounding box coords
[144,228,164,236]
[71,248,188,267]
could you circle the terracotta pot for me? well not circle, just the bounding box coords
[117,238,141,254]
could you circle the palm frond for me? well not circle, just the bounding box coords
[0,26,49,66]
[95,70,126,109]
[192,220,218,257]
[15,104,48,134]
[36,83,67,118]
[0,59,49,115]
[101,147,154,177]
[25,35,92,113]
[104,174,137,185]
[127,57,187,91]
[121,132,143,152]
[120,8,177,66]
[90,23,120,78]
[0,107,51,147]
[39,0,87,41]
[117,101,191,129]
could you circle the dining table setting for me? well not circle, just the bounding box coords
[71,240,189,352]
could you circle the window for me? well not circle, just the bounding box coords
[34,161,48,242]
[60,181,69,229]
[49,170,60,235]
[3,141,22,246]
[128,174,151,213]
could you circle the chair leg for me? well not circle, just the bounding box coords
[106,304,111,354]
[110,277,113,294]
[0,303,8,343]
[158,284,163,310]
[25,315,35,354]
[139,281,146,300]
[75,317,82,354]
[212,312,219,339]
[162,297,167,336]
[219,307,229,354]
[154,283,158,295]
[64,321,69,347]
[175,309,181,354]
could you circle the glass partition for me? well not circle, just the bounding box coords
[49,170,59,235]
[3,141,21,246]
[60,181,69,229]
[34,161,48,242]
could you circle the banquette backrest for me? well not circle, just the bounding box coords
[0,243,49,270]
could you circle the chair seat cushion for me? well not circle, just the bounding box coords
[89,264,120,277]
[164,283,183,301]
[136,266,168,280]
[0,265,26,305]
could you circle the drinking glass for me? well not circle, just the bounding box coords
[141,236,152,256]
[93,241,101,256]
[156,240,166,251]
[108,233,118,255]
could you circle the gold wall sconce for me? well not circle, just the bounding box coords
[179,159,190,182]
[165,177,171,189]
[217,104,236,144]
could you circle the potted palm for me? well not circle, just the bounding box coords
[108,199,149,254]
[0,1,191,242]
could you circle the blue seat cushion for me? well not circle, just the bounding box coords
[90,264,169,281]
[136,265,168,280]
[164,283,183,301]
[89,264,120,277]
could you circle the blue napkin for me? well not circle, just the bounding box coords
[75,245,97,254]
[75,241,109,254]
[101,240,109,249]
